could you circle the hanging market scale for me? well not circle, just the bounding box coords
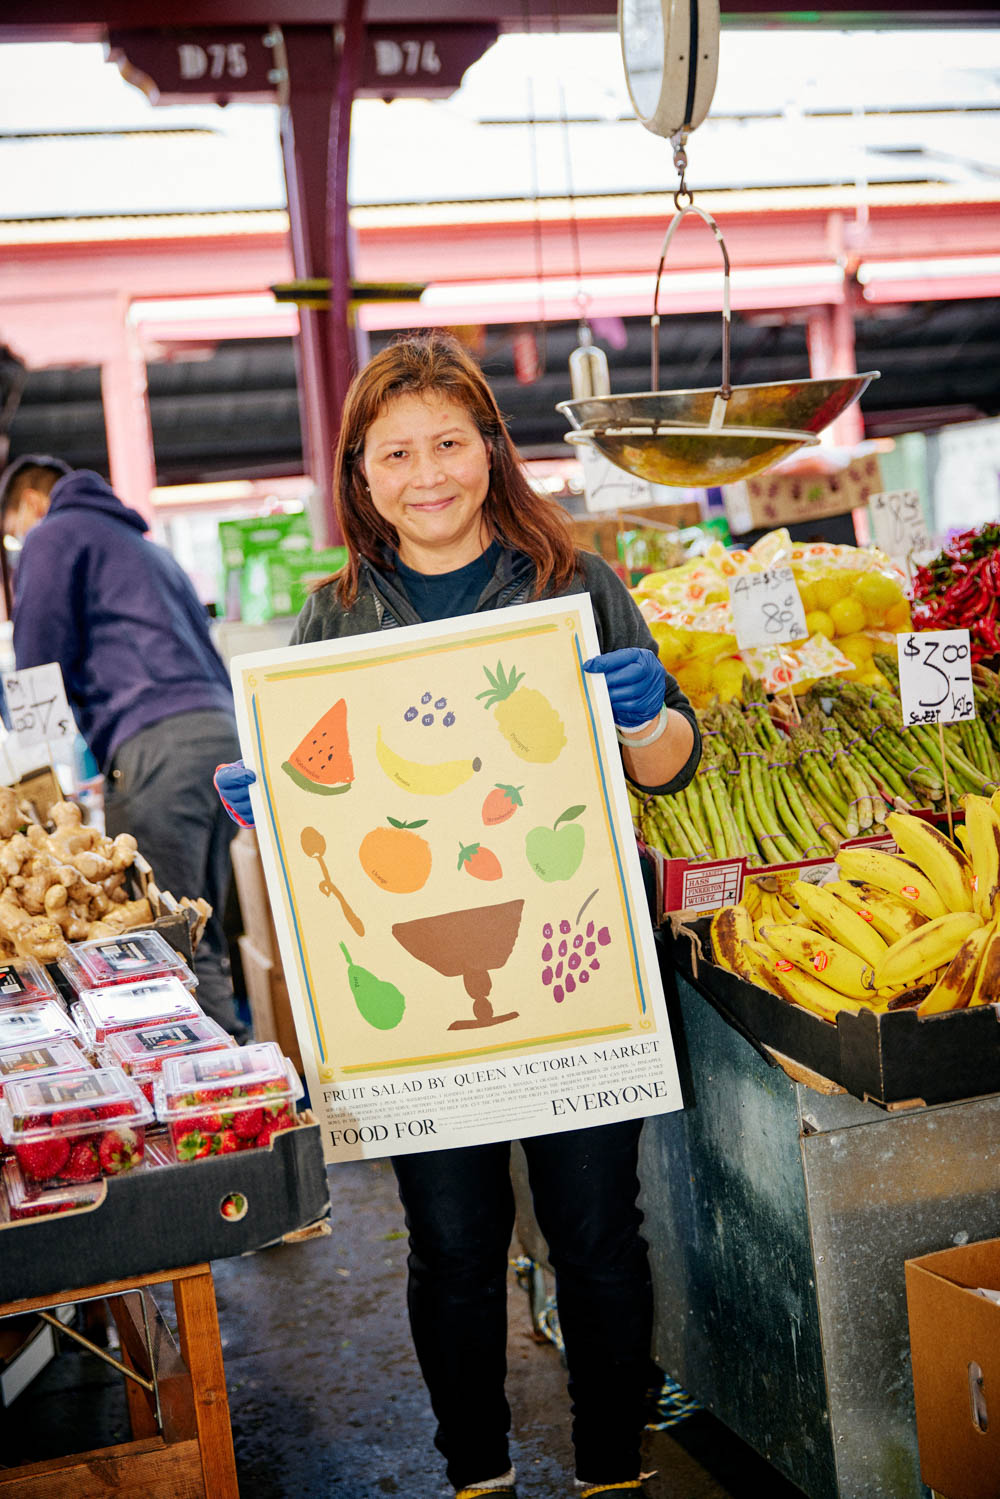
[560,0,878,486]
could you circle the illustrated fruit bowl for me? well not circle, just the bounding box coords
[392,900,525,1030]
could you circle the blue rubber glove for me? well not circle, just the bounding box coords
[582,647,667,729]
[214,760,257,827]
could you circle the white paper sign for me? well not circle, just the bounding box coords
[2,664,75,750]
[897,629,975,727]
[868,490,932,564]
[728,567,808,650]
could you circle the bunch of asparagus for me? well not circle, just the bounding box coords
[632,659,1000,867]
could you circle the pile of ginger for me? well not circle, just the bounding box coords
[0,792,153,964]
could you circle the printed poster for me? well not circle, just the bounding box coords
[231,595,682,1163]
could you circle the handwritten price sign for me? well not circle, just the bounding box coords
[728,567,808,651]
[897,630,975,727]
[2,664,75,751]
[869,490,932,566]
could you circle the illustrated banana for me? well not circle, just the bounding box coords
[918,923,993,1015]
[835,847,948,921]
[959,794,1000,921]
[789,881,888,968]
[375,726,482,796]
[884,810,974,914]
[741,940,864,1021]
[825,880,928,943]
[757,921,876,1000]
[968,916,1000,1007]
[709,905,757,979]
[872,910,982,992]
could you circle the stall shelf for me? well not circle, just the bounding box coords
[642,938,1000,1499]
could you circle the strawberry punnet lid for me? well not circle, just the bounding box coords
[0,958,59,1008]
[157,1041,302,1117]
[0,1066,153,1143]
[2,1156,104,1219]
[0,1000,81,1054]
[58,931,196,995]
[102,1016,236,1080]
[74,977,204,1045]
[0,1039,91,1095]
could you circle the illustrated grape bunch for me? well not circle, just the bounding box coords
[403,690,455,728]
[539,890,610,1003]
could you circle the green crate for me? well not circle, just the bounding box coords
[240,547,348,624]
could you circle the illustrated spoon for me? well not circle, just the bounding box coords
[300,826,365,937]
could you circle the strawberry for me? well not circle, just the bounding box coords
[481,783,523,826]
[231,1107,264,1139]
[255,1113,295,1148]
[180,1112,223,1136]
[93,1102,131,1120]
[174,1128,212,1161]
[63,1139,101,1181]
[15,1135,70,1182]
[220,1193,246,1220]
[60,1107,97,1128]
[213,1128,240,1154]
[98,1127,143,1175]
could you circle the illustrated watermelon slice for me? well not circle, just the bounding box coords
[282,699,355,795]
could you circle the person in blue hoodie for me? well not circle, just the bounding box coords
[0,455,246,1039]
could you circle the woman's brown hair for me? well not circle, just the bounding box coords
[327,332,578,607]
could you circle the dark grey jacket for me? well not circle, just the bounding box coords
[291,546,700,795]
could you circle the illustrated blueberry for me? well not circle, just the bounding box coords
[421,691,432,704]
[421,714,434,726]
[434,698,447,710]
[443,712,456,727]
[404,706,418,722]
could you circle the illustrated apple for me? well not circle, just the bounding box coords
[525,805,586,883]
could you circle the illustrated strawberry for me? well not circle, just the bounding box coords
[481,783,523,826]
[98,1127,144,1174]
[15,1136,70,1182]
[231,1106,264,1140]
[457,840,503,881]
[63,1139,101,1181]
[255,1113,296,1148]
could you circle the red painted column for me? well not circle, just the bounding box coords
[100,304,157,524]
[806,296,865,449]
[277,12,365,546]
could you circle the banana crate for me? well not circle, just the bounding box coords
[667,909,1000,1112]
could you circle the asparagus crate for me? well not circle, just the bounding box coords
[664,921,1000,1110]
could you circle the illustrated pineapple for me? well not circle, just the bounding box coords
[477,661,567,763]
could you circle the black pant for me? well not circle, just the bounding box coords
[104,708,244,1037]
[391,1119,653,1490]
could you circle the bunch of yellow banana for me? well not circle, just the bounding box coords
[708,796,1000,1023]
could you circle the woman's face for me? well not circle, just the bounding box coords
[359,391,491,573]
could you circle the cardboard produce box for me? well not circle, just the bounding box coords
[0,1115,329,1304]
[230,826,278,963]
[665,921,1000,1110]
[723,454,883,535]
[905,1238,1000,1499]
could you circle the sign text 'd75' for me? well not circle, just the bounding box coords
[897,630,975,727]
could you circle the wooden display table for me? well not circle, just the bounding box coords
[0,1261,238,1499]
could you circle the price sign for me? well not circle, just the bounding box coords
[728,567,808,651]
[2,664,75,751]
[869,490,932,565]
[897,630,975,727]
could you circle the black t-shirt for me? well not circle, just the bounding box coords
[393,540,502,623]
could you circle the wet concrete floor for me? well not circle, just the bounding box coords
[1,1154,805,1497]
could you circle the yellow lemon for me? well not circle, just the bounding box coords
[828,595,867,636]
[837,632,875,665]
[796,579,819,613]
[710,657,749,703]
[676,659,715,700]
[649,621,687,672]
[804,609,836,640]
[853,571,904,613]
[858,666,892,693]
[812,573,853,611]
[884,598,912,631]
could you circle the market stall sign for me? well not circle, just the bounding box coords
[727,566,808,651]
[868,490,932,569]
[107,23,498,104]
[2,665,75,753]
[897,629,975,728]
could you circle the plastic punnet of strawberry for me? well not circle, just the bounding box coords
[0,1067,153,1190]
[155,1041,303,1161]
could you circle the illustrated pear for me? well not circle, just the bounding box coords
[339,942,406,1030]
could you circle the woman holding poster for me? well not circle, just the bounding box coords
[215,333,700,1499]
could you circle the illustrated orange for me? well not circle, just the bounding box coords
[359,818,432,893]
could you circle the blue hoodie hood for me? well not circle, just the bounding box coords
[12,470,233,769]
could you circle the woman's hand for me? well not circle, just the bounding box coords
[214,760,257,827]
[582,647,666,728]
